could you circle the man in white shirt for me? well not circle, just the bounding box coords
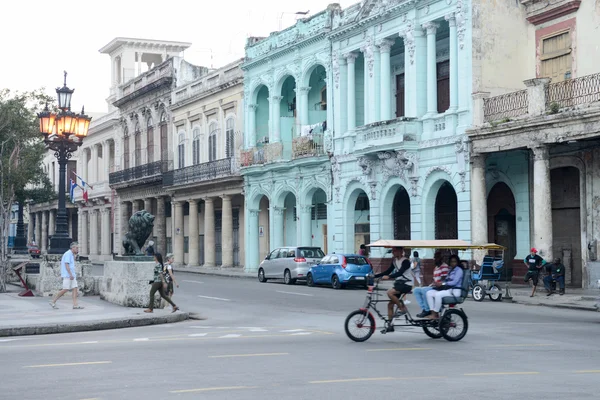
[49,242,83,310]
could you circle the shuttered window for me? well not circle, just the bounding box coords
[541,31,572,83]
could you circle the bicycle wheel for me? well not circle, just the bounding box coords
[422,325,442,339]
[344,310,376,342]
[439,309,468,342]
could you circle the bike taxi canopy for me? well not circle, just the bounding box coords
[366,239,506,251]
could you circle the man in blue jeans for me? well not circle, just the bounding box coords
[413,252,449,318]
[543,258,566,296]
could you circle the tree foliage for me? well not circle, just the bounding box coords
[0,88,53,292]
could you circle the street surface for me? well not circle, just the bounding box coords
[1,272,599,399]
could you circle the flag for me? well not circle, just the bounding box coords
[72,171,94,190]
[69,179,77,203]
[83,190,89,202]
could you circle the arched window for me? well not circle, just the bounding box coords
[123,125,130,169]
[178,132,186,169]
[192,127,201,165]
[225,118,235,158]
[159,112,168,162]
[147,117,154,163]
[134,121,141,166]
[208,122,218,162]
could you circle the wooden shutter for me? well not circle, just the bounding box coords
[541,31,572,83]
[147,127,154,163]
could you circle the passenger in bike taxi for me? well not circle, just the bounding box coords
[425,255,464,320]
[374,247,413,332]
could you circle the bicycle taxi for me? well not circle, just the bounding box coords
[344,240,505,343]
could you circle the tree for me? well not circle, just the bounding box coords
[0,89,52,293]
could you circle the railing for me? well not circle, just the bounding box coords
[240,148,265,167]
[293,133,325,158]
[109,160,169,185]
[546,72,600,109]
[483,90,528,122]
[354,118,421,153]
[164,158,233,186]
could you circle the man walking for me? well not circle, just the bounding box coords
[524,248,545,297]
[49,242,83,309]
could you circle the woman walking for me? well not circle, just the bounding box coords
[164,254,179,306]
[144,253,179,313]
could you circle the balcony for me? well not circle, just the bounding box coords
[109,160,169,187]
[353,118,421,155]
[163,158,234,187]
[240,133,327,168]
[292,133,325,159]
[73,181,112,202]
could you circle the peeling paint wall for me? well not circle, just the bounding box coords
[572,0,600,77]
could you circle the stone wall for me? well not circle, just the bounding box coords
[100,260,161,308]
[28,255,99,297]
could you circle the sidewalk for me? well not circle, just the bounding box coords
[0,290,189,337]
[505,284,599,312]
[170,265,256,280]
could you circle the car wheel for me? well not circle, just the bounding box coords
[307,273,315,287]
[284,269,295,285]
[331,274,342,290]
[258,268,267,283]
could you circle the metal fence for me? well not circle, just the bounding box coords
[483,90,529,123]
[546,72,600,109]
[164,158,232,186]
[109,160,168,185]
[292,133,325,158]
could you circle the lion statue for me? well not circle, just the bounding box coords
[122,210,155,256]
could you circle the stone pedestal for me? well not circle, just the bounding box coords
[34,255,96,297]
[101,260,161,308]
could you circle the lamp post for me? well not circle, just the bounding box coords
[37,72,92,255]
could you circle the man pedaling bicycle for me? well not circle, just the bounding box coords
[374,247,413,332]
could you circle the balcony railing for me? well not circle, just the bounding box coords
[240,147,265,167]
[483,90,528,123]
[292,133,325,158]
[546,72,600,109]
[109,160,169,186]
[163,158,233,186]
[353,118,421,153]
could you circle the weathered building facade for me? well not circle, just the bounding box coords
[467,0,600,288]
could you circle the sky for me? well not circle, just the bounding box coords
[1,0,357,114]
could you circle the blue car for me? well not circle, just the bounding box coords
[307,254,373,290]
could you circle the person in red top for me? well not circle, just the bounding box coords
[413,252,449,318]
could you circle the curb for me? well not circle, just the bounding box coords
[181,268,256,280]
[0,312,190,337]
[511,300,598,312]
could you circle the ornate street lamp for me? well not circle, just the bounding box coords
[37,72,92,254]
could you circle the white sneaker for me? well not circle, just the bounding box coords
[404,300,412,305]
[49,301,58,309]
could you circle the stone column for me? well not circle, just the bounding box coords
[296,87,311,127]
[423,21,439,116]
[299,205,313,246]
[378,39,394,121]
[41,211,48,253]
[155,196,167,255]
[48,210,56,237]
[361,41,377,124]
[91,144,99,184]
[103,141,111,182]
[80,210,88,255]
[101,208,111,256]
[204,198,216,267]
[120,201,129,255]
[470,153,488,263]
[89,209,99,256]
[173,201,185,266]
[132,199,140,214]
[446,14,458,112]
[27,213,34,244]
[247,104,257,148]
[346,52,358,131]
[524,78,551,116]
[270,96,283,143]
[270,206,284,250]
[338,56,348,135]
[188,199,199,266]
[221,195,234,268]
[246,209,260,272]
[143,198,153,213]
[531,145,553,260]
[82,148,89,184]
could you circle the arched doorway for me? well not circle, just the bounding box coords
[551,166,582,287]
[282,193,297,246]
[487,182,517,276]
[310,188,328,252]
[258,195,270,262]
[393,187,411,240]
[354,191,370,253]
[279,75,296,144]
[434,181,457,240]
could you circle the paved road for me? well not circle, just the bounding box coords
[1,273,599,400]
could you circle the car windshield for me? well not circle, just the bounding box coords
[298,247,325,258]
[345,256,369,265]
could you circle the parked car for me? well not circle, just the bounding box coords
[258,246,325,284]
[307,254,373,289]
[28,245,41,258]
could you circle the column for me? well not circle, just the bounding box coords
[120,201,129,255]
[173,201,184,265]
[378,39,394,121]
[102,141,111,181]
[470,154,488,264]
[247,104,257,147]
[445,14,458,112]
[296,87,311,126]
[101,208,111,256]
[131,199,140,214]
[246,209,260,271]
[270,206,284,250]
[80,210,89,255]
[82,148,89,184]
[89,209,99,256]
[532,145,553,259]
[270,96,283,143]
[299,205,312,246]
[48,210,56,237]
[188,199,199,266]
[41,211,48,253]
[221,195,234,268]
[27,213,34,244]
[155,196,167,255]
[204,198,215,267]
[143,198,152,214]
[423,21,439,116]
[361,42,377,124]
[91,144,99,184]
[35,212,42,246]
[335,56,348,135]
[346,53,358,131]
